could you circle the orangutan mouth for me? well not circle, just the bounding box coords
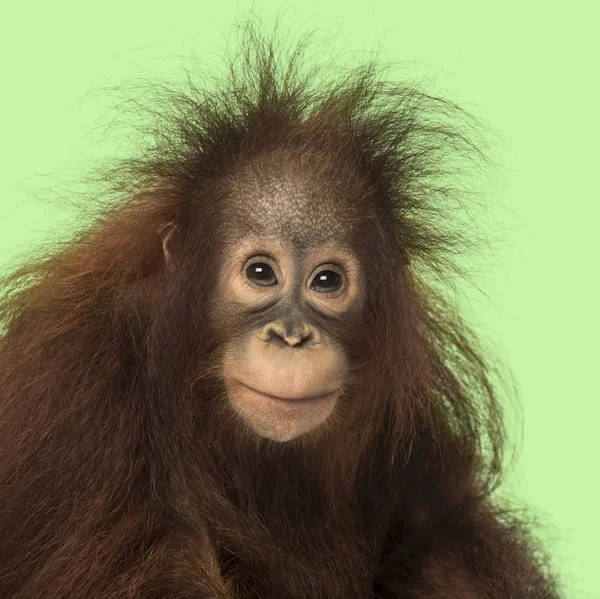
[237,380,339,404]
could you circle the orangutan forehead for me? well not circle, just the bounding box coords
[224,170,359,248]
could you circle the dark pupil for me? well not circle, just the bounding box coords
[246,263,277,286]
[311,270,342,293]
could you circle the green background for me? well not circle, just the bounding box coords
[1,2,597,597]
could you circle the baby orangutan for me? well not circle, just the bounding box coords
[0,26,561,599]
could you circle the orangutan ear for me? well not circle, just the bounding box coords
[159,222,177,265]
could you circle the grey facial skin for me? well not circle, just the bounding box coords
[212,169,364,442]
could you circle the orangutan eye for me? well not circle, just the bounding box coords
[246,263,278,286]
[310,270,343,294]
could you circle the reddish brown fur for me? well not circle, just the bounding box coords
[0,25,561,598]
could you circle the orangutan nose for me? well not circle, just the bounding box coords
[259,320,322,348]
